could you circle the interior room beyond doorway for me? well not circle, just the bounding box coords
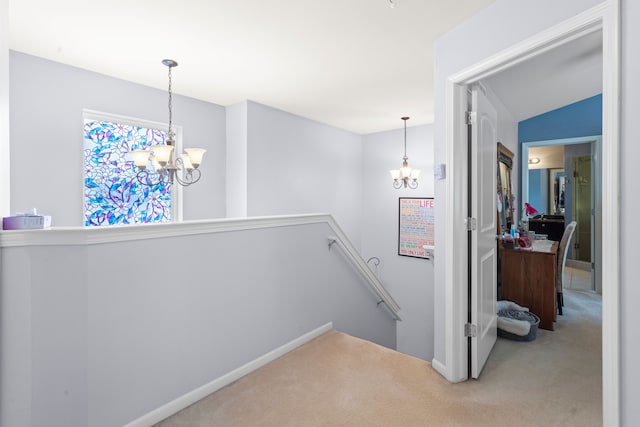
[521,136,602,293]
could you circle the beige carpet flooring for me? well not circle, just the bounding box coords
[156,287,601,427]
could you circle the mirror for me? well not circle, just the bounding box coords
[497,142,514,233]
[549,168,565,215]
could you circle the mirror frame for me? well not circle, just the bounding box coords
[497,142,514,233]
[549,168,565,215]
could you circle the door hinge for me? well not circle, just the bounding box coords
[465,217,477,231]
[465,111,476,125]
[465,323,477,338]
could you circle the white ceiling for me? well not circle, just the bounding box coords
[528,145,565,170]
[8,1,603,135]
[8,0,496,134]
[484,30,602,122]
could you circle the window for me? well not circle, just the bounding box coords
[83,113,173,226]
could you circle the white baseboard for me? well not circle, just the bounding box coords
[431,357,448,379]
[124,322,333,427]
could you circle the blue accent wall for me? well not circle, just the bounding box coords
[518,94,602,143]
[518,94,602,220]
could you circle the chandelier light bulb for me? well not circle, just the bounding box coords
[130,150,150,170]
[151,144,174,167]
[180,153,194,171]
[151,156,162,172]
[184,148,206,169]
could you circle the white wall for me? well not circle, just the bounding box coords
[9,52,227,225]
[0,0,8,218]
[8,55,366,248]
[225,101,248,217]
[245,101,364,246]
[361,124,435,360]
[1,220,397,427]
[620,1,640,424]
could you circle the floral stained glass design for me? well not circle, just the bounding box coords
[83,119,172,226]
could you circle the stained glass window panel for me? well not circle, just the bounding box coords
[83,119,172,226]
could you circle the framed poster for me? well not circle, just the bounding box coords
[398,197,435,259]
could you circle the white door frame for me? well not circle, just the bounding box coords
[441,2,619,425]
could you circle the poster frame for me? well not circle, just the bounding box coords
[398,197,435,259]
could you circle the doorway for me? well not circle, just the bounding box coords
[573,155,592,262]
[439,3,619,425]
[521,136,602,293]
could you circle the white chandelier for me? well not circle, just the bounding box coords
[129,59,206,187]
[390,116,420,189]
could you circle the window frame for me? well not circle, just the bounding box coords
[82,109,183,226]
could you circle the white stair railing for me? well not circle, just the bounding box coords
[327,230,401,321]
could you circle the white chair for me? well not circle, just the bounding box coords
[556,221,577,315]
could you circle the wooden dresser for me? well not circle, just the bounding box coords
[499,240,558,330]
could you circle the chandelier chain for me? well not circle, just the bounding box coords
[403,117,407,158]
[167,65,173,143]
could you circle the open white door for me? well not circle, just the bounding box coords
[470,84,498,378]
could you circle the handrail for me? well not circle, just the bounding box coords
[366,256,381,268]
[367,257,381,277]
[0,213,337,247]
[0,213,402,320]
[327,232,401,321]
